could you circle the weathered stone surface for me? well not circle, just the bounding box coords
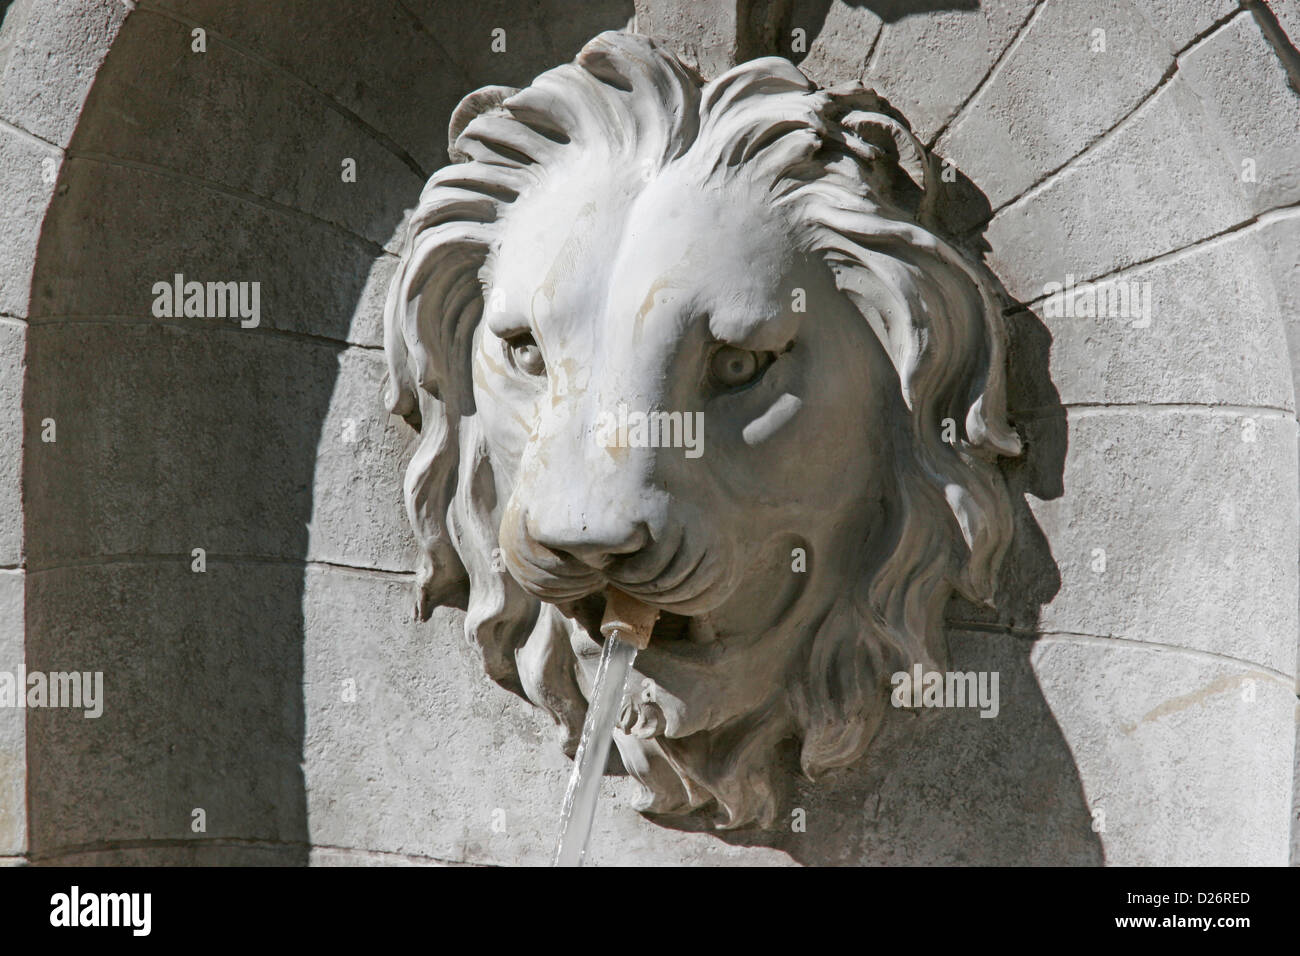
[24,323,344,566]
[25,562,309,859]
[1005,225,1295,414]
[302,570,792,865]
[1136,0,1239,51]
[937,0,1172,212]
[1020,410,1297,676]
[303,570,1099,865]
[1032,636,1295,865]
[0,0,126,146]
[71,9,426,251]
[309,846,454,866]
[1264,0,1300,49]
[981,95,1198,299]
[144,0,469,177]
[307,347,418,572]
[1176,12,1300,216]
[789,0,882,91]
[30,159,392,346]
[0,321,23,566]
[1264,213,1300,417]
[410,0,635,88]
[632,0,739,77]
[0,571,25,857]
[39,844,302,865]
[985,12,1300,301]
[0,127,57,319]
[866,0,1035,145]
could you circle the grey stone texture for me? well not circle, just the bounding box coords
[1,0,1298,865]
[985,11,1300,302]
[868,0,1037,145]
[0,321,22,566]
[0,571,24,856]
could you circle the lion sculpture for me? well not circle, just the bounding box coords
[383,30,1021,828]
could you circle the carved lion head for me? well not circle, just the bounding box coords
[383,31,1020,828]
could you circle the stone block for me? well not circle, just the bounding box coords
[0,127,57,319]
[788,0,882,91]
[985,12,1300,300]
[1021,410,1298,676]
[0,571,25,857]
[1033,636,1295,864]
[867,0,1035,145]
[24,323,346,565]
[30,159,391,346]
[25,561,310,856]
[1004,225,1295,414]
[307,346,418,572]
[72,9,424,252]
[411,0,634,89]
[1176,12,1300,216]
[145,0,469,176]
[937,0,1171,211]
[0,0,126,146]
[0,321,24,566]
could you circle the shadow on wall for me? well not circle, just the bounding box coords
[20,0,634,865]
[764,0,978,64]
[650,169,1093,864]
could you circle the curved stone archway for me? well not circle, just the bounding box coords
[1,0,1296,865]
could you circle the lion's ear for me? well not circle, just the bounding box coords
[447,85,520,163]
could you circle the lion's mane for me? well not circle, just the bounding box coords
[383,31,1020,828]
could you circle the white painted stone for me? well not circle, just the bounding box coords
[384,30,1022,830]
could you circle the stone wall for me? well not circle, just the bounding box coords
[0,0,1296,865]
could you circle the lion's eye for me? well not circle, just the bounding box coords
[504,333,545,377]
[709,345,772,390]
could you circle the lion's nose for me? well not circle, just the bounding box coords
[525,513,650,570]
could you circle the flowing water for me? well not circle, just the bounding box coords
[552,632,638,867]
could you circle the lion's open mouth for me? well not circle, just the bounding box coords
[567,591,695,644]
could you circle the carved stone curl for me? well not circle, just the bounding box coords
[383,31,1021,828]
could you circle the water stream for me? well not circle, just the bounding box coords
[552,632,638,867]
